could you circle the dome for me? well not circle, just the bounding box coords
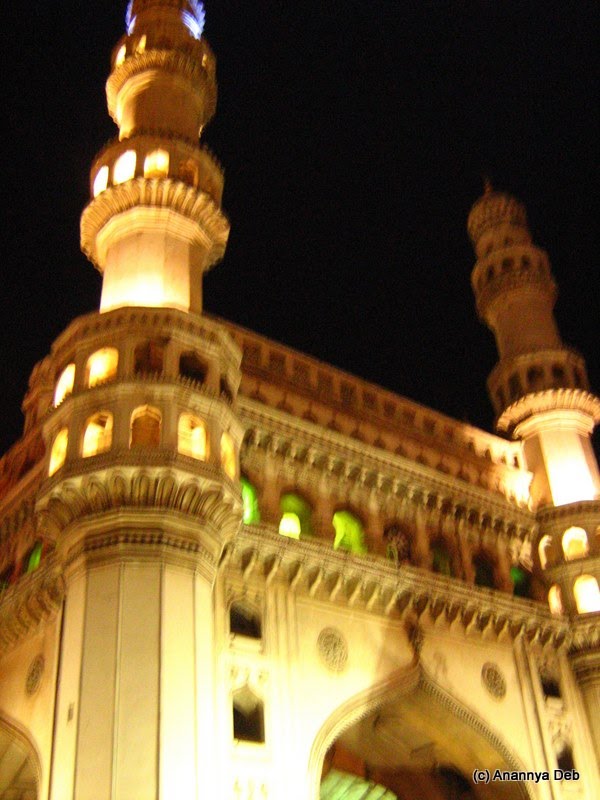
[467,185,528,245]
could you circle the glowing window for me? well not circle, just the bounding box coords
[221,432,236,479]
[136,34,147,54]
[113,150,136,184]
[85,348,118,388]
[574,575,600,614]
[115,44,127,66]
[178,413,207,460]
[538,535,553,569]
[511,566,532,598]
[49,428,68,476]
[26,542,43,573]
[240,477,260,524]
[93,165,109,197]
[130,406,161,448]
[332,510,366,554]
[144,149,169,179]
[54,363,75,407]
[82,412,113,458]
[548,585,563,616]
[279,493,312,539]
[562,527,589,561]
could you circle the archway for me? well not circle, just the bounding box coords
[311,667,532,800]
[0,715,40,799]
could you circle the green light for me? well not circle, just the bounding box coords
[240,477,260,524]
[27,542,43,573]
[332,510,366,554]
[280,493,313,538]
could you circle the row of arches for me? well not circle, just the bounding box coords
[496,360,584,408]
[548,577,600,615]
[239,480,531,594]
[48,409,236,479]
[53,344,234,409]
[539,526,598,568]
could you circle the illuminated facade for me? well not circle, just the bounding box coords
[0,2,599,798]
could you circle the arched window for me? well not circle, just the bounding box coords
[144,149,169,178]
[221,432,236,479]
[240,477,260,524]
[510,565,532,598]
[179,159,198,188]
[135,34,147,54]
[179,352,207,384]
[431,538,452,576]
[130,406,161,448]
[25,541,43,573]
[230,601,261,640]
[332,510,366,554]
[113,150,136,184]
[562,527,589,561]
[538,535,553,569]
[573,575,600,614]
[473,553,495,588]
[548,584,563,616]
[49,428,68,476]
[54,363,75,407]
[93,165,109,197]
[82,412,113,457]
[279,493,312,539]
[233,686,264,743]
[556,742,576,772]
[177,413,207,459]
[115,44,127,66]
[85,347,118,388]
[134,340,164,374]
[384,523,411,564]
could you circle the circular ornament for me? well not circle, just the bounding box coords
[317,627,348,673]
[481,661,506,699]
[26,654,45,696]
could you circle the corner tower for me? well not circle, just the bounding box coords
[468,184,600,508]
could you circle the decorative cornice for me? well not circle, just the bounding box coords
[0,557,64,655]
[497,388,600,433]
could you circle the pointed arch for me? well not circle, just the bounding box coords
[0,714,42,799]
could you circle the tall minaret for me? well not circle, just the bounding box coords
[468,184,600,508]
[81,0,229,313]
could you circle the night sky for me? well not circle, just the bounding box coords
[1,1,598,457]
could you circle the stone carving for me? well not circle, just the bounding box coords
[26,654,45,695]
[481,662,506,699]
[317,627,348,673]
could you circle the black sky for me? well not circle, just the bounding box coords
[1,0,598,456]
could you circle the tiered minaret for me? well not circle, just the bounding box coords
[32,3,244,795]
[468,183,600,508]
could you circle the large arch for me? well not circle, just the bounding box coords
[0,714,41,799]
[309,663,533,800]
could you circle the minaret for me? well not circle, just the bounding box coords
[468,184,600,508]
[81,0,229,313]
[33,3,244,796]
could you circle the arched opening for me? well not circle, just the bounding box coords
[555,741,576,773]
[179,158,198,187]
[49,428,68,476]
[24,541,43,574]
[113,149,136,184]
[179,351,207,384]
[232,686,264,743]
[240,476,260,524]
[0,716,40,799]
[85,347,118,388]
[54,363,75,406]
[431,538,453,577]
[82,412,113,457]
[526,366,544,391]
[510,565,532,598]
[548,584,563,616]
[130,406,161,448]
[93,164,109,197]
[473,552,495,588]
[279,493,313,539]
[384,523,411,565]
[177,413,207,460]
[230,601,261,640]
[143,148,169,178]
[562,527,589,561]
[538,535,553,569]
[573,575,600,614]
[220,431,236,479]
[134,340,164,374]
[332,510,366,554]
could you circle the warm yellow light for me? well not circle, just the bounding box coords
[54,363,75,407]
[113,150,136,184]
[115,44,127,66]
[85,348,119,388]
[178,414,207,460]
[220,431,236,479]
[279,512,301,539]
[562,526,589,561]
[49,428,68,476]
[82,412,113,458]
[144,149,169,178]
[574,575,600,614]
[93,165,109,197]
[130,406,161,448]
[136,34,147,54]
[548,584,563,616]
[538,535,552,569]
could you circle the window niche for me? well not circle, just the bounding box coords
[220,432,236,479]
[130,406,161,448]
[233,686,265,744]
[179,352,207,384]
[230,601,261,640]
[332,509,366,554]
[473,552,495,588]
[49,428,69,476]
[240,476,260,525]
[178,413,207,460]
[134,340,164,375]
[54,363,75,407]
[431,538,453,576]
[279,493,312,540]
[82,412,113,458]
[85,347,118,388]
